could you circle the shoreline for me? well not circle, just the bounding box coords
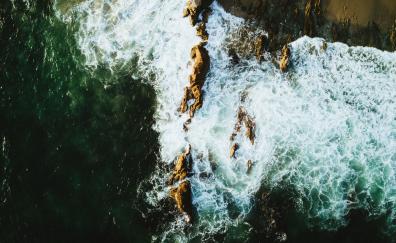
[217,0,396,52]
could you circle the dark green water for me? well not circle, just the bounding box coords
[0,1,159,242]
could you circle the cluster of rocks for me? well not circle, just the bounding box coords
[229,106,256,173]
[170,0,213,223]
[168,145,193,223]
[180,0,213,119]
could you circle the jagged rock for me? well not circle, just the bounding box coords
[196,22,209,41]
[230,107,256,144]
[279,45,291,72]
[180,43,210,117]
[230,143,239,158]
[170,181,193,223]
[244,114,256,145]
[169,145,191,185]
[255,34,268,61]
[168,146,194,222]
[183,0,213,26]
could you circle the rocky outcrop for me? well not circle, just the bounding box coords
[170,181,193,223]
[229,106,255,162]
[169,146,193,222]
[230,107,256,144]
[230,143,239,158]
[180,43,210,117]
[255,34,268,61]
[183,0,213,26]
[279,45,291,72]
[169,145,191,185]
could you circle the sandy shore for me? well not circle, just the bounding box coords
[218,0,396,51]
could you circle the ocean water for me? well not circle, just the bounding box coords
[2,0,396,242]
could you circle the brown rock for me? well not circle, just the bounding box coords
[183,0,213,26]
[170,181,193,223]
[255,34,268,60]
[180,43,210,118]
[279,45,291,72]
[196,22,209,41]
[230,107,256,144]
[169,145,191,185]
[230,143,239,158]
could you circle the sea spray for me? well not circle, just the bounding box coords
[56,0,396,240]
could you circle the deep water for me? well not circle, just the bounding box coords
[0,1,159,242]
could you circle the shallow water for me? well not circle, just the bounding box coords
[2,0,396,242]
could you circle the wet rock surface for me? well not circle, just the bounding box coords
[218,0,396,52]
[168,146,194,222]
[230,106,256,144]
[180,42,210,117]
[279,45,291,72]
[183,0,213,26]
[170,181,193,223]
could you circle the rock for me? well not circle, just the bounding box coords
[230,106,256,144]
[170,181,193,223]
[247,160,253,174]
[244,113,256,145]
[230,143,239,158]
[196,22,209,41]
[168,146,194,222]
[279,45,290,72]
[169,145,191,185]
[180,43,210,117]
[183,0,213,26]
[255,34,268,61]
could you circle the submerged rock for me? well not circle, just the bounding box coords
[279,45,290,72]
[247,160,253,174]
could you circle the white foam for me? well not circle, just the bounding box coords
[56,0,396,240]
